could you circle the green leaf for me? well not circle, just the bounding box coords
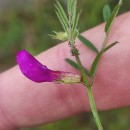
[105,2,122,33]
[65,58,90,77]
[78,34,99,54]
[68,0,72,14]
[103,41,118,53]
[55,1,69,33]
[66,58,79,69]
[72,0,77,28]
[103,4,111,22]
[73,10,82,32]
[90,41,119,76]
[55,1,68,25]
[90,52,102,76]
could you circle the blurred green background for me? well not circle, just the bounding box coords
[0,0,130,130]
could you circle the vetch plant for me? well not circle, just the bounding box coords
[17,0,123,130]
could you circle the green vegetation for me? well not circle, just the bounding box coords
[0,0,130,130]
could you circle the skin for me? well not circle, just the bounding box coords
[0,12,130,130]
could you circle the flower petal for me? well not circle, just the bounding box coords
[16,50,64,82]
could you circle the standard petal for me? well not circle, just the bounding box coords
[16,50,62,82]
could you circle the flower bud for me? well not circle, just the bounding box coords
[50,31,68,41]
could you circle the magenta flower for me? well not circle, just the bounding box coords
[17,50,81,83]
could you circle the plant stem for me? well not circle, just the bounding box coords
[75,53,103,130]
[101,31,109,50]
[68,1,103,129]
[74,54,89,87]
[74,53,103,130]
[70,45,103,130]
[87,86,103,130]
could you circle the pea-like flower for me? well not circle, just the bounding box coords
[17,50,81,83]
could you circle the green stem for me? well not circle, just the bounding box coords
[87,86,103,130]
[74,54,89,87]
[101,31,109,50]
[68,1,103,129]
[73,51,103,130]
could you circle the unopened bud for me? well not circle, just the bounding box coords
[50,31,68,41]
